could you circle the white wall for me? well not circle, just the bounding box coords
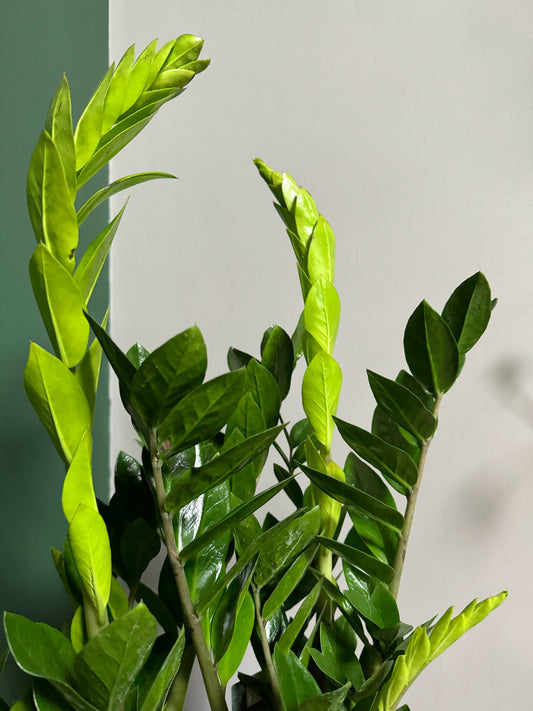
[109,2,533,709]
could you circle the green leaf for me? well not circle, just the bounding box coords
[306,216,335,285]
[75,208,126,303]
[245,359,281,428]
[344,568,399,628]
[320,620,363,688]
[101,45,135,132]
[126,343,150,368]
[62,429,97,523]
[261,326,294,400]
[85,313,137,393]
[274,648,321,711]
[302,352,342,451]
[334,418,418,494]
[77,173,175,225]
[74,65,114,170]
[179,477,296,560]
[166,424,283,510]
[120,518,161,585]
[254,507,320,589]
[24,343,92,464]
[33,679,73,711]
[227,347,253,371]
[130,325,207,425]
[217,593,255,685]
[108,578,129,621]
[29,244,89,368]
[442,272,492,355]
[312,573,366,642]
[75,311,108,412]
[318,536,394,584]
[303,276,340,356]
[367,370,436,442]
[45,76,76,201]
[296,683,351,710]
[74,604,157,711]
[136,584,177,635]
[301,464,403,533]
[68,505,112,625]
[121,40,157,114]
[404,301,459,396]
[159,369,246,453]
[263,546,317,621]
[212,563,255,663]
[138,629,185,711]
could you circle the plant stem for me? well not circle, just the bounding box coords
[251,585,283,711]
[165,641,195,711]
[149,430,229,711]
[390,395,442,599]
[83,593,107,638]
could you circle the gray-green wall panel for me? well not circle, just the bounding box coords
[0,2,108,703]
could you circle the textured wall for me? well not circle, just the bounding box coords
[109,2,533,708]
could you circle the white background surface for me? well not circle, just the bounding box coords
[109,2,533,708]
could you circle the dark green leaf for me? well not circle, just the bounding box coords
[130,325,207,425]
[120,518,161,585]
[227,347,253,371]
[245,359,281,428]
[300,464,403,532]
[404,301,459,395]
[260,325,294,400]
[367,370,436,442]
[371,406,420,467]
[136,584,177,634]
[212,561,255,662]
[33,679,72,711]
[179,476,296,560]
[138,629,185,711]
[395,370,434,410]
[442,272,492,355]
[318,536,394,584]
[217,593,255,685]
[254,507,321,588]
[320,622,363,688]
[126,343,150,368]
[165,424,284,511]
[73,604,157,711]
[85,312,136,392]
[274,648,321,711]
[262,546,317,621]
[273,463,304,509]
[159,369,246,453]
[343,566,399,628]
[311,572,366,642]
[334,418,418,494]
[296,683,351,710]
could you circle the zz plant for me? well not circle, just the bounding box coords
[2,34,506,711]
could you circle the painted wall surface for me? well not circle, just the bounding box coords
[109,2,533,709]
[0,2,108,703]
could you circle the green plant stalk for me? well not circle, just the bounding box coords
[251,585,283,711]
[389,395,443,599]
[149,430,229,711]
[82,591,108,638]
[165,642,196,711]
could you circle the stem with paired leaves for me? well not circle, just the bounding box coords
[390,395,443,599]
[149,430,229,711]
[252,585,283,711]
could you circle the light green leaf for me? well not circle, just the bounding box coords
[45,76,76,201]
[307,216,335,284]
[217,593,255,685]
[108,578,129,622]
[101,45,134,133]
[294,187,319,243]
[212,564,255,663]
[27,132,46,242]
[68,505,112,625]
[29,243,89,367]
[302,352,342,451]
[74,65,114,171]
[77,173,174,225]
[159,369,246,454]
[139,629,185,711]
[74,208,126,303]
[70,607,86,653]
[304,276,340,356]
[24,343,91,464]
[73,604,157,711]
[165,424,284,511]
[442,272,492,355]
[404,301,459,396]
[274,648,321,711]
[367,370,436,442]
[62,429,97,523]
[343,570,399,628]
[130,325,207,425]
[121,40,157,114]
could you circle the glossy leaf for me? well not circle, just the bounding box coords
[263,546,317,621]
[318,536,394,584]
[371,405,420,467]
[136,583,177,635]
[255,506,321,589]
[245,358,281,428]
[274,648,321,711]
[296,683,351,710]
[261,325,294,400]
[120,517,161,585]
[320,621,363,688]
[227,346,253,371]
[45,76,76,201]
[74,604,158,711]
[165,424,283,510]
[217,592,255,685]
[179,476,296,560]
[344,568,399,628]
[302,352,342,450]
[367,370,436,442]
[212,561,255,662]
[307,216,335,284]
[334,418,418,493]
[121,39,157,113]
[159,369,246,453]
[396,370,435,410]
[442,272,492,355]
[303,276,340,356]
[74,65,114,170]
[24,343,92,464]
[313,573,366,642]
[68,504,112,624]
[404,301,459,396]
[130,325,207,425]
[126,343,150,368]
[33,679,73,711]
[62,429,97,523]
[85,312,137,392]
[273,464,304,509]
[29,244,88,367]
[301,464,403,533]
[138,629,185,711]
[75,311,108,412]
[101,45,135,132]
[74,207,126,303]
